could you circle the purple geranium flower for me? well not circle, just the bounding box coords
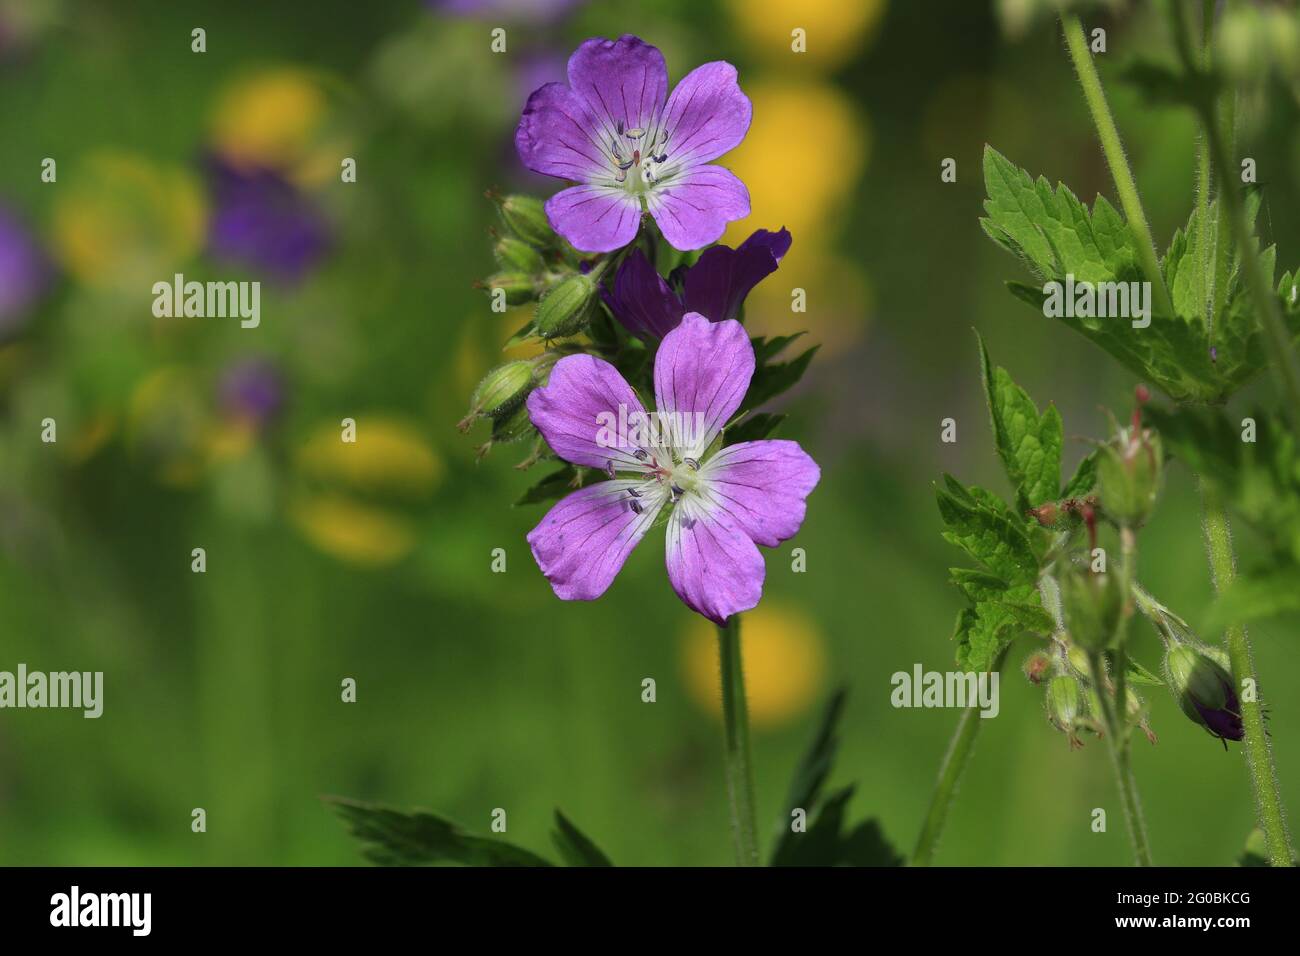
[525,313,819,624]
[203,154,331,283]
[515,35,753,253]
[603,227,791,339]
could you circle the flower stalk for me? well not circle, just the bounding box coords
[717,614,760,866]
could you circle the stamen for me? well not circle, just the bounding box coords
[625,127,645,140]
[606,460,617,479]
[616,158,633,171]
[616,120,625,135]
[632,448,648,461]
[683,457,699,470]
[670,483,684,501]
[629,499,643,514]
[627,487,642,498]
[654,153,667,164]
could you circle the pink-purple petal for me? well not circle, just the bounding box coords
[600,247,684,340]
[527,353,649,470]
[647,165,750,252]
[660,61,752,167]
[544,184,642,253]
[698,440,820,547]
[515,82,611,182]
[665,500,764,625]
[528,481,662,601]
[566,35,668,142]
[653,313,754,458]
[682,227,792,323]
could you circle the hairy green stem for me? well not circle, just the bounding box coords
[1195,0,1214,333]
[910,646,1009,867]
[1088,650,1153,866]
[717,615,760,866]
[1199,481,1294,866]
[1060,14,1175,318]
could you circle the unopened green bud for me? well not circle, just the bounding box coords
[1022,650,1052,685]
[1060,566,1124,652]
[495,194,557,249]
[1066,643,1092,681]
[1097,434,1162,526]
[1164,643,1243,742]
[1046,676,1085,748]
[495,236,545,275]
[484,271,538,306]
[535,272,597,339]
[490,402,536,444]
[459,360,535,432]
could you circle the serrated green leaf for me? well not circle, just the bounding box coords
[751,332,805,366]
[551,810,614,866]
[954,589,1044,672]
[1062,451,1099,498]
[724,412,786,445]
[741,345,818,412]
[325,797,552,867]
[770,786,904,867]
[977,332,1063,509]
[770,688,846,863]
[936,476,1039,585]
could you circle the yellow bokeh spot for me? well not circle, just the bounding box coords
[722,81,866,251]
[296,417,442,498]
[682,604,826,728]
[727,0,886,69]
[210,67,327,171]
[290,493,416,567]
[52,152,205,290]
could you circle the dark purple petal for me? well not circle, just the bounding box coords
[697,439,819,547]
[526,352,649,470]
[647,164,750,252]
[660,61,752,168]
[601,248,684,340]
[204,155,331,283]
[528,480,661,601]
[665,499,764,625]
[566,35,668,144]
[515,82,609,182]
[544,184,641,253]
[682,227,791,322]
[653,313,754,458]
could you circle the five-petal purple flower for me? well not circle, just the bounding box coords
[525,313,819,624]
[515,35,753,253]
[603,227,791,339]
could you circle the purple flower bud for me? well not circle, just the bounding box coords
[0,205,48,337]
[1165,644,1244,744]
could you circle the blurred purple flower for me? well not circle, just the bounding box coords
[525,314,819,624]
[218,357,284,426]
[0,206,48,336]
[203,155,331,283]
[516,35,752,253]
[431,0,584,23]
[603,228,791,340]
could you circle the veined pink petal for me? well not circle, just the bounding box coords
[664,498,764,625]
[697,440,820,547]
[567,35,668,146]
[545,184,642,253]
[646,165,750,252]
[660,61,752,168]
[515,82,613,182]
[527,353,650,471]
[653,314,754,459]
[528,481,664,601]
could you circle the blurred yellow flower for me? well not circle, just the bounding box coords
[296,417,442,497]
[290,493,416,567]
[723,81,866,253]
[210,68,327,171]
[682,603,826,728]
[726,0,886,69]
[52,152,205,291]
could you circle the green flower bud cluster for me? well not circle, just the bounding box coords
[1059,563,1124,652]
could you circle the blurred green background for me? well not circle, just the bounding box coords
[2,0,1298,866]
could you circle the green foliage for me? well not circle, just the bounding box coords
[769,690,903,867]
[326,797,553,867]
[327,797,616,867]
[982,147,1300,404]
[977,331,1064,510]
